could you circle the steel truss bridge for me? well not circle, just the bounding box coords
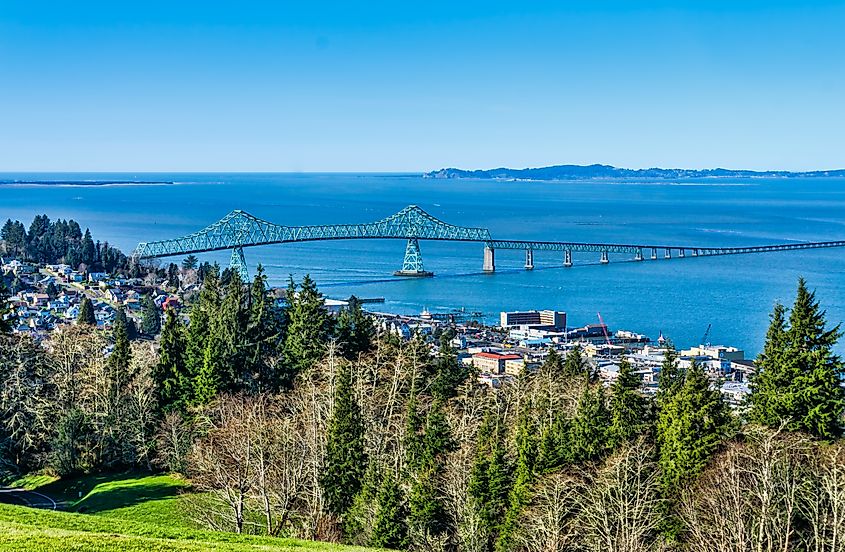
[133,205,845,280]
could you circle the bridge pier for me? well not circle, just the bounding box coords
[634,248,643,261]
[230,246,249,282]
[394,238,433,277]
[564,249,573,267]
[651,248,657,260]
[679,248,685,258]
[483,245,496,273]
[665,248,672,259]
[600,250,609,264]
[691,249,698,257]
[524,248,534,270]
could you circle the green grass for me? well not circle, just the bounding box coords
[0,472,387,551]
[0,503,382,551]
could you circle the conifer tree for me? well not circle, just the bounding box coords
[656,345,682,407]
[370,471,408,549]
[657,358,732,498]
[108,307,132,382]
[140,294,161,335]
[335,295,375,361]
[321,361,367,517]
[496,412,536,552]
[563,345,587,377]
[283,275,329,386]
[608,357,649,449]
[750,279,845,439]
[536,414,571,474]
[540,347,564,378]
[569,383,611,463]
[430,335,469,400]
[154,309,190,412]
[468,414,512,543]
[77,296,96,326]
[193,340,221,405]
[186,271,219,395]
[0,280,14,334]
[245,265,284,392]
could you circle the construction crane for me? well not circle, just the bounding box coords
[701,323,712,347]
[597,312,612,345]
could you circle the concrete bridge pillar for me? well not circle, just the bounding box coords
[483,245,496,273]
[665,248,672,259]
[691,249,698,257]
[651,248,657,260]
[679,248,686,258]
[634,248,643,261]
[600,250,609,264]
[524,248,534,270]
[564,249,573,267]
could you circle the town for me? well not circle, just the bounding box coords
[2,254,753,408]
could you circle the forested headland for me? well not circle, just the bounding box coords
[1,255,844,550]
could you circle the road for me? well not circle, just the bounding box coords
[0,487,58,510]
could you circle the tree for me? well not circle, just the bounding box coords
[182,254,199,271]
[468,414,512,546]
[140,294,161,335]
[431,335,469,400]
[370,471,408,549]
[245,265,284,392]
[77,297,96,326]
[569,383,611,463]
[608,358,649,449]
[540,348,564,378]
[167,263,180,289]
[563,346,589,378]
[335,296,375,361]
[750,279,845,440]
[321,361,367,517]
[657,359,732,537]
[283,275,329,385]
[0,281,14,334]
[155,309,190,412]
[186,271,219,400]
[497,412,537,552]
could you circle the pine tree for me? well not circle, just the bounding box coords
[608,357,649,449]
[193,340,221,405]
[539,347,564,378]
[563,345,587,377]
[370,471,408,549]
[108,307,132,383]
[430,335,469,400]
[182,254,198,271]
[321,361,367,517]
[656,345,682,406]
[536,414,571,473]
[335,296,375,361]
[154,309,190,412]
[186,271,219,397]
[140,294,161,335]
[750,279,845,439]
[283,275,330,386]
[77,297,96,326]
[468,414,512,543]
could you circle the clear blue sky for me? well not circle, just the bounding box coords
[1,1,843,172]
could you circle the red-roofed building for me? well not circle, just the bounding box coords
[473,351,523,375]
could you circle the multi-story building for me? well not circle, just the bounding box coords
[499,310,566,330]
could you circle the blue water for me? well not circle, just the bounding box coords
[3,172,845,355]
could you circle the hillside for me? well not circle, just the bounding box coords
[423,164,845,180]
[0,474,384,552]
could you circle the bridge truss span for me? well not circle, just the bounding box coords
[132,205,845,280]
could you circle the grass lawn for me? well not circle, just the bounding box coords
[0,472,386,551]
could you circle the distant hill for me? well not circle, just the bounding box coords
[423,164,845,180]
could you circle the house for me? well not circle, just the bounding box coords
[88,272,108,282]
[162,296,180,310]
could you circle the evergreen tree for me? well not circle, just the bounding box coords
[166,263,180,289]
[536,414,571,473]
[496,412,536,552]
[321,361,367,517]
[608,357,649,449]
[563,345,588,378]
[108,307,132,381]
[335,296,375,361]
[186,271,219,398]
[154,309,190,412]
[656,345,682,406]
[193,340,221,405]
[430,335,469,400]
[539,347,564,378]
[245,265,284,392]
[283,275,329,385]
[750,279,845,439]
[140,294,161,335]
[0,280,14,334]
[182,254,198,271]
[370,471,408,549]
[77,297,96,326]
[217,272,248,391]
[569,383,611,463]
[657,359,732,499]
[468,414,512,543]
[81,228,96,266]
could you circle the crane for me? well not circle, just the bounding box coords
[596,312,612,345]
[701,323,712,347]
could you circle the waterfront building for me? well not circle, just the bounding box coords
[472,351,523,374]
[499,309,566,330]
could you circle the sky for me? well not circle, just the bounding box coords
[1,1,844,172]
